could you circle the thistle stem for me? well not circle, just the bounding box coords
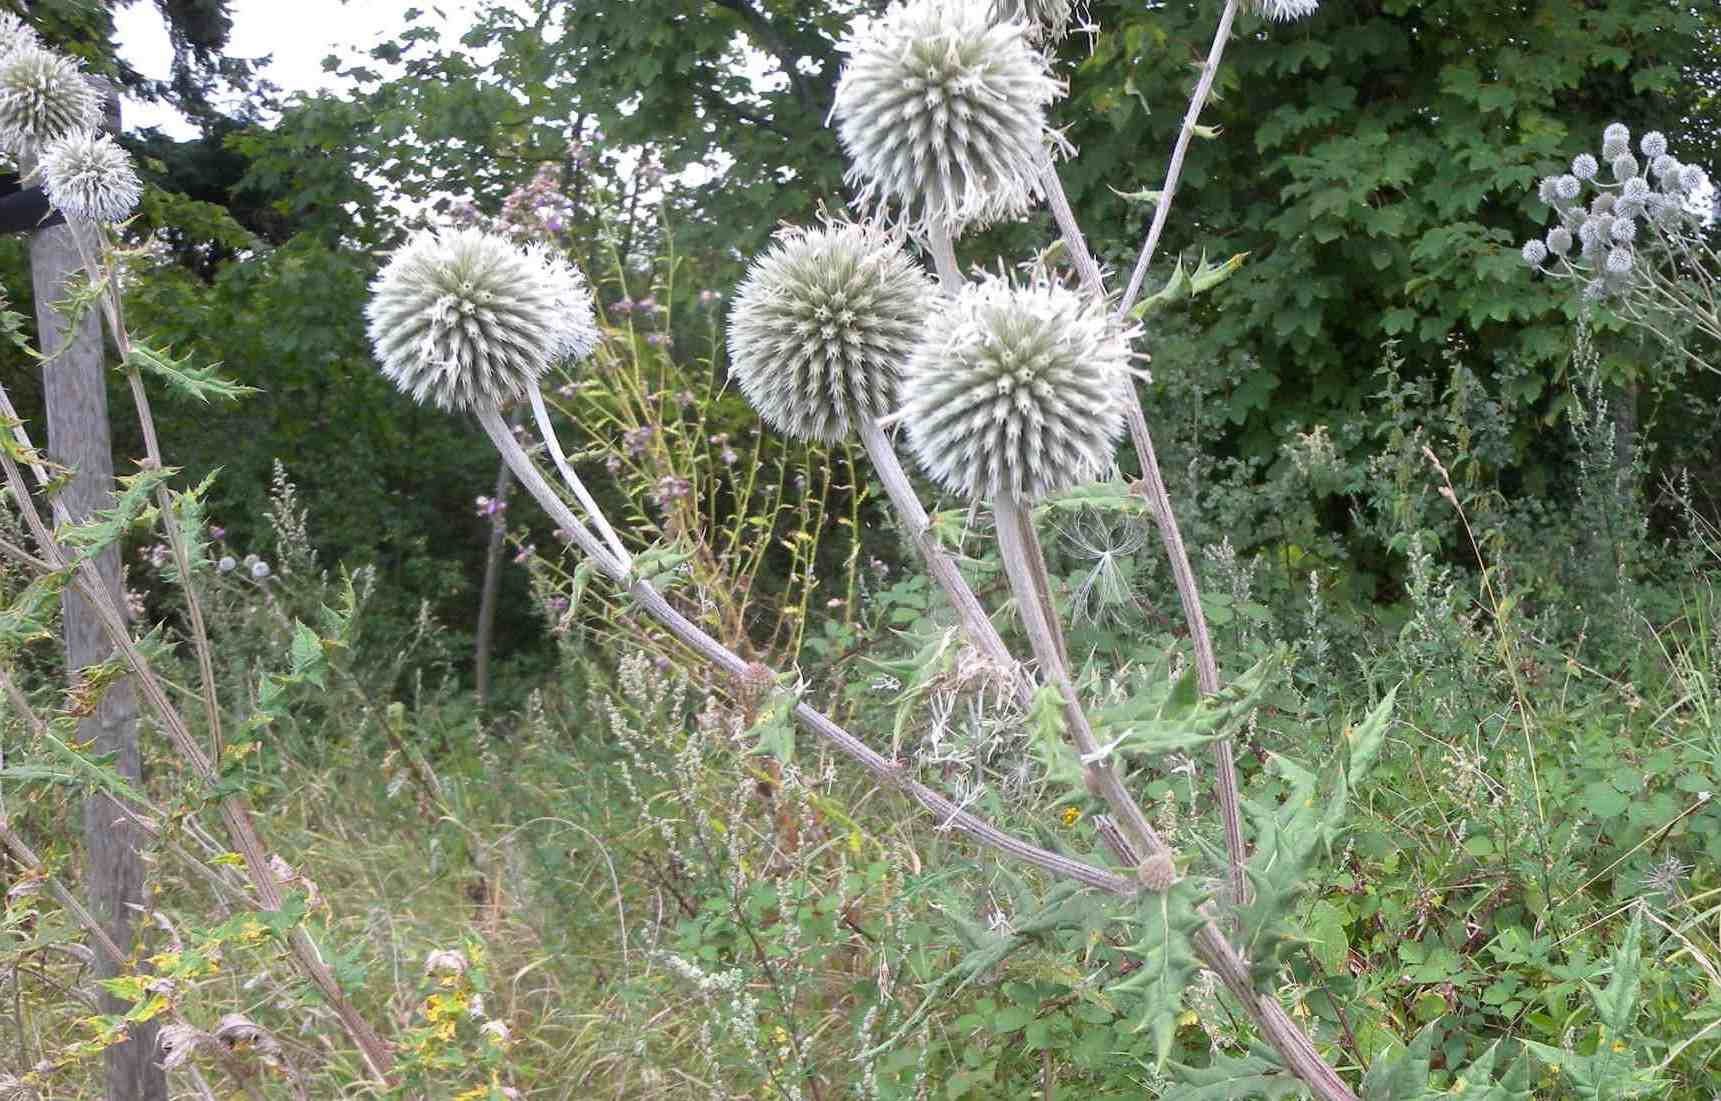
[528,388,633,569]
[993,494,1163,859]
[927,221,963,291]
[857,418,1027,707]
[1035,0,1250,911]
[477,402,1132,894]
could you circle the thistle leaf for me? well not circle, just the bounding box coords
[1234,752,1346,983]
[1114,877,1206,1068]
[1162,1041,1308,1100]
[123,344,258,404]
[1360,1018,1440,1100]
[1345,684,1398,787]
[55,464,174,562]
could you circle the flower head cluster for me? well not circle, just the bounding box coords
[901,273,1136,501]
[0,13,39,59]
[366,228,601,412]
[0,44,96,156]
[1523,122,1712,301]
[832,0,1065,233]
[728,222,933,442]
[39,129,139,221]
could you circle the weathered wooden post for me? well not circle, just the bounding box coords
[23,78,167,1101]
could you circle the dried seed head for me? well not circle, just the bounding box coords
[728,222,932,442]
[832,0,1065,233]
[38,129,139,222]
[366,228,597,412]
[1137,852,1178,892]
[902,273,1134,501]
[0,45,96,155]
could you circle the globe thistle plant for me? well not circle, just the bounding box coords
[0,13,38,59]
[831,0,1064,234]
[728,222,933,443]
[1244,0,1320,20]
[901,273,1135,502]
[366,228,592,412]
[524,242,601,363]
[0,45,96,156]
[38,129,140,222]
[989,0,1076,41]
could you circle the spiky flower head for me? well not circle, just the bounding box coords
[1609,217,1636,244]
[523,243,601,363]
[38,129,139,222]
[902,274,1134,501]
[1622,177,1650,203]
[366,228,594,412]
[832,0,1064,233]
[1137,852,1179,892]
[1605,246,1633,276]
[1601,122,1630,160]
[1546,226,1572,256]
[989,0,1075,41]
[1611,153,1639,182]
[728,222,932,443]
[1678,164,1707,193]
[0,45,96,155]
[1520,239,1547,268]
[1651,154,1679,182]
[1245,0,1320,20]
[1554,174,1581,202]
[1570,153,1597,181]
[1639,131,1667,159]
[0,13,39,58]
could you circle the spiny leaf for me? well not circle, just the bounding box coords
[55,464,176,562]
[123,344,258,404]
[0,569,70,658]
[1233,752,1346,984]
[1113,877,1206,1069]
[1361,1018,1441,1100]
[1589,907,1644,1037]
[1087,648,1282,766]
[1162,1041,1308,1100]
[1449,1041,1535,1101]
[1345,684,1398,787]
[1129,250,1252,320]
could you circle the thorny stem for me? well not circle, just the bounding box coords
[1037,0,1249,910]
[0,383,395,1083]
[476,402,1133,894]
[994,494,1163,860]
[480,401,1361,1101]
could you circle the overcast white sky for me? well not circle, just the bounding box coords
[112,0,497,137]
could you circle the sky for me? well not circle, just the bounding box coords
[112,0,495,138]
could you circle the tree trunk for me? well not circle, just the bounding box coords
[31,214,167,1101]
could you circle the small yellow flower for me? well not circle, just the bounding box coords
[1061,806,1082,827]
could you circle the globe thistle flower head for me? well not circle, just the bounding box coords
[1554,174,1581,202]
[0,13,38,59]
[1639,131,1666,159]
[1601,122,1630,154]
[1678,164,1707,194]
[1570,153,1597,181]
[832,0,1065,234]
[1245,0,1320,20]
[1537,176,1563,206]
[1651,154,1679,182]
[902,273,1135,501]
[0,45,96,155]
[1609,217,1636,244]
[989,0,1075,41]
[1611,153,1639,182]
[728,221,933,443]
[1546,226,1572,256]
[1605,246,1633,276]
[1622,177,1650,203]
[1589,192,1616,216]
[1520,239,1547,268]
[366,227,572,412]
[38,129,139,222]
[522,243,601,363]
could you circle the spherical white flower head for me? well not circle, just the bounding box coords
[832,0,1064,234]
[902,275,1134,501]
[39,129,139,222]
[366,228,573,412]
[0,46,96,155]
[729,222,932,443]
[0,13,39,58]
[523,243,601,363]
[1246,0,1320,20]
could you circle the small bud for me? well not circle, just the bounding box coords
[1136,852,1179,892]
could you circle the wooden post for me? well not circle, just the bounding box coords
[28,80,167,1101]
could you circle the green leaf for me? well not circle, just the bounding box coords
[1162,1041,1307,1100]
[1345,684,1398,787]
[1113,878,1207,1069]
[123,344,258,404]
[1360,1018,1440,1100]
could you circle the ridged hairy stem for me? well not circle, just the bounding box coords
[477,404,1130,894]
[1035,0,1249,911]
[993,494,1163,860]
